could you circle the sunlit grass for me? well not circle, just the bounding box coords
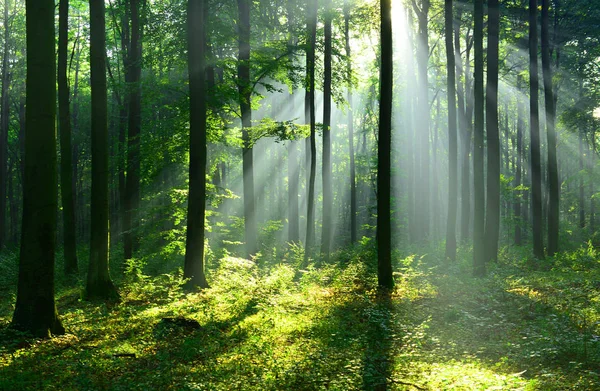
[2,244,600,389]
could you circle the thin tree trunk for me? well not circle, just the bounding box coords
[414,0,430,241]
[321,0,332,259]
[514,76,524,245]
[344,0,357,245]
[530,0,544,259]
[0,0,9,250]
[473,0,486,276]
[59,0,78,274]
[304,0,318,262]
[445,0,457,261]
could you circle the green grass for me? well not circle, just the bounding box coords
[1,243,600,390]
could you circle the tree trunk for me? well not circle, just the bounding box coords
[473,0,486,276]
[445,0,457,261]
[321,0,332,259]
[0,0,9,250]
[542,0,559,254]
[530,0,544,259]
[184,0,209,290]
[414,0,430,241]
[456,14,472,244]
[484,0,500,263]
[579,125,585,229]
[238,0,257,258]
[344,0,357,245]
[58,0,79,274]
[87,0,118,300]
[378,0,393,289]
[514,76,524,245]
[12,0,65,338]
[124,0,142,260]
[304,0,317,262]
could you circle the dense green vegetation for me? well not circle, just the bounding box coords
[3,244,600,389]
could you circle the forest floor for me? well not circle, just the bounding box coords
[1,243,600,390]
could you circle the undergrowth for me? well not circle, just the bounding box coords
[1,242,600,390]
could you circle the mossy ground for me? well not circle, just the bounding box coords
[1,243,600,390]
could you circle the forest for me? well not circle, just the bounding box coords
[1,0,600,389]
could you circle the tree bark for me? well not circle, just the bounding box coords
[378,0,393,289]
[514,76,524,245]
[0,0,9,250]
[124,0,142,260]
[530,0,544,259]
[321,0,332,259]
[542,0,559,254]
[473,0,486,276]
[344,0,357,245]
[304,0,318,262]
[87,0,118,300]
[184,0,209,290]
[12,0,65,338]
[445,0,457,261]
[238,0,257,258]
[484,0,500,262]
[59,0,79,274]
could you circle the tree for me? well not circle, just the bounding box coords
[124,0,142,260]
[0,0,9,250]
[183,0,209,290]
[304,0,318,262]
[238,0,257,258]
[11,0,65,337]
[59,0,79,275]
[473,0,486,276]
[87,0,118,300]
[444,0,457,261]
[344,0,357,245]
[484,0,500,262]
[413,0,431,241]
[542,0,559,255]
[321,0,333,259]
[530,0,544,259]
[377,0,393,289]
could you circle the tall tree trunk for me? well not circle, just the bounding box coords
[0,0,9,250]
[124,0,142,260]
[579,125,585,229]
[378,0,393,289]
[238,0,257,257]
[286,3,299,244]
[530,0,544,259]
[304,0,318,262]
[445,0,457,261]
[184,0,209,290]
[414,0,430,241]
[514,76,524,245]
[12,0,65,338]
[542,0,559,254]
[484,0,500,262]
[321,0,332,258]
[344,0,357,245]
[87,0,118,300]
[473,0,486,276]
[590,125,596,232]
[456,14,472,244]
[59,0,79,274]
